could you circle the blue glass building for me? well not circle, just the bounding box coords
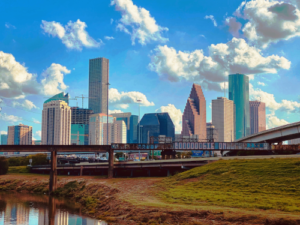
[0,134,7,145]
[71,124,89,145]
[138,113,175,143]
[228,74,250,140]
[111,113,138,143]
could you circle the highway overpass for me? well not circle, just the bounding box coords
[237,121,300,143]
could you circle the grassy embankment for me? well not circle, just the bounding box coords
[157,158,300,212]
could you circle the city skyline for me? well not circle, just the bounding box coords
[1,0,299,139]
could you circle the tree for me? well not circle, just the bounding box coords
[0,157,9,175]
[29,154,48,166]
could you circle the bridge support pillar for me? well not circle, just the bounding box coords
[80,166,83,176]
[49,196,56,225]
[167,169,171,177]
[108,148,114,179]
[147,169,151,177]
[49,150,57,194]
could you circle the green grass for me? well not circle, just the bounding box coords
[157,158,300,212]
[8,166,31,174]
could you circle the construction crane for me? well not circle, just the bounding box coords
[75,95,97,108]
[71,131,89,145]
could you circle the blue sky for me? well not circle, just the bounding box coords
[1,0,300,139]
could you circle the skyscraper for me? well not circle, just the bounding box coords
[89,113,126,144]
[42,100,71,145]
[212,97,236,142]
[111,112,138,143]
[7,124,32,145]
[44,92,69,105]
[228,74,250,140]
[0,134,7,145]
[138,113,175,143]
[249,100,266,135]
[70,107,93,145]
[181,84,206,141]
[88,57,109,114]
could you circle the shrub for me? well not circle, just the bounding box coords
[0,157,9,175]
[29,154,48,166]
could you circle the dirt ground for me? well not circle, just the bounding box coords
[1,174,300,225]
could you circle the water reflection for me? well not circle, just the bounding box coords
[0,193,107,225]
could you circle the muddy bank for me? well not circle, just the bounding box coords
[0,175,299,225]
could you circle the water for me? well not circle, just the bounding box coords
[0,193,107,225]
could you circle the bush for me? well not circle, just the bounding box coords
[8,157,29,166]
[29,154,48,166]
[0,157,9,175]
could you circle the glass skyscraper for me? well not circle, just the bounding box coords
[111,113,138,143]
[228,74,250,140]
[0,134,7,145]
[88,57,109,114]
[138,113,175,143]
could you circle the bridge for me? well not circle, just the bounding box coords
[236,121,300,143]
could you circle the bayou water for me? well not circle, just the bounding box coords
[0,193,107,225]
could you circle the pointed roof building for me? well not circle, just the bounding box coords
[181,84,207,141]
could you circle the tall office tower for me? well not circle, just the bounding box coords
[1,134,7,145]
[70,107,93,145]
[88,57,109,114]
[89,113,126,144]
[7,124,32,145]
[111,112,138,143]
[212,97,236,142]
[44,92,69,105]
[138,113,175,143]
[249,100,266,135]
[229,74,250,140]
[42,100,71,145]
[181,84,206,141]
[206,122,218,142]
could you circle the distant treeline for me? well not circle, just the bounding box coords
[7,154,49,166]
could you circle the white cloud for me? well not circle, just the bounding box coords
[105,36,115,40]
[267,113,289,129]
[5,22,16,29]
[224,17,242,37]
[257,81,266,86]
[156,104,182,133]
[111,0,168,45]
[41,19,101,50]
[0,51,70,99]
[250,83,300,112]
[109,109,124,114]
[33,118,41,124]
[41,63,70,96]
[205,15,217,26]
[0,113,22,123]
[12,100,38,110]
[0,131,7,135]
[109,88,154,109]
[149,38,290,91]
[35,131,42,138]
[233,0,300,48]
[110,18,114,24]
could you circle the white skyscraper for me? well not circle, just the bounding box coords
[89,113,127,145]
[212,97,236,142]
[42,100,71,145]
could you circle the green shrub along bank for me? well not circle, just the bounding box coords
[8,154,48,167]
[157,158,300,212]
[0,157,9,175]
[8,166,31,174]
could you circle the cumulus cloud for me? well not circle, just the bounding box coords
[111,0,168,45]
[149,38,290,91]
[41,63,70,96]
[105,36,115,40]
[109,88,154,109]
[33,118,41,124]
[12,100,38,110]
[224,17,242,37]
[35,130,42,138]
[5,22,16,29]
[0,113,22,123]
[257,81,266,86]
[250,83,300,112]
[156,104,182,133]
[233,0,300,48]
[0,131,7,135]
[0,51,70,99]
[41,19,101,50]
[109,109,124,114]
[267,113,289,129]
[205,15,218,26]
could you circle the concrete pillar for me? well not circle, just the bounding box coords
[108,148,114,179]
[80,166,83,176]
[167,169,171,177]
[49,150,57,194]
[130,169,133,177]
[147,169,151,177]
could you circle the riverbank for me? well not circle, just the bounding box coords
[1,158,300,224]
